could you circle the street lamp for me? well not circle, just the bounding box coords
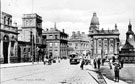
[30,29,34,64]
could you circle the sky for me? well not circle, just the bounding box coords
[1,0,135,41]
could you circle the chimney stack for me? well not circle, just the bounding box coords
[62,29,64,33]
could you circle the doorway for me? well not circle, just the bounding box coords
[18,46,21,62]
[3,41,9,63]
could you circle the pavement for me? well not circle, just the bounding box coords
[84,64,128,84]
[0,60,128,84]
[0,62,43,69]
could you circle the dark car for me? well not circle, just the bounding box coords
[70,57,80,64]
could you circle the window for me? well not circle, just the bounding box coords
[23,48,26,52]
[55,35,58,39]
[54,43,58,47]
[49,35,53,39]
[49,43,52,47]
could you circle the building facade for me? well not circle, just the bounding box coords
[0,12,18,63]
[42,24,68,59]
[88,13,120,59]
[18,13,43,62]
[119,21,135,63]
[68,31,90,56]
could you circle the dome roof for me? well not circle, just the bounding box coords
[90,12,99,25]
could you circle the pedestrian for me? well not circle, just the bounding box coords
[97,58,101,69]
[109,59,112,69]
[93,59,97,69]
[80,59,85,70]
[43,56,47,65]
[114,63,120,82]
[102,58,106,66]
[120,59,124,68]
[112,56,116,63]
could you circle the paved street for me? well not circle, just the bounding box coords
[0,59,128,84]
[1,60,98,84]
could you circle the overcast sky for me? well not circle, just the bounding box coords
[1,0,135,40]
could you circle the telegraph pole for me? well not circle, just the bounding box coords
[32,0,33,13]
[30,29,34,64]
[0,0,1,27]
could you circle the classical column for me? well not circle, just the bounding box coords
[102,38,104,54]
[8,41,11,63]
[113,38,115,54]
[1,40,3,58]
[96,39,97,55]
[107,38,109,55]
[114,38,117,54]
[13,41,16,56]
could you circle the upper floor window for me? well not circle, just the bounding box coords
[49,35,53,39]
[49,43,53,47]
[23,48,26,53]
[55,35,58,39]
[54,43,58,47]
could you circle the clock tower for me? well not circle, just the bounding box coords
[126,21,135,46]
[119,21,135,63]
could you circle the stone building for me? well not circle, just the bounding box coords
[0,12,18,63]
[68,31,90,56]
[42,23,68,59]
[119,21,135,63]
[18,13,43,62]
[88,13,120,59]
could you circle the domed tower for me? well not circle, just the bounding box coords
[89,12,99,33]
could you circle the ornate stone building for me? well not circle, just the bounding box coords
[0,12,18,63]
[68,31,90,56]
[18,13,43,62]
[88,13,120,59]
[42,23,68,59]
[119,21,135,63]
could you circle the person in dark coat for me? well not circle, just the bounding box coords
[97,58,101,69]
[114,63,120,82]
[102,58,106,66]
[93,59,97,69]
[120,59,124,68]
[80,59,85,70]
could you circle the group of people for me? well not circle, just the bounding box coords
[80,57,105,70]
[93,58,102,69]
[80,55,124,83]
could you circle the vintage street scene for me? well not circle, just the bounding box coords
[0,0,135,84]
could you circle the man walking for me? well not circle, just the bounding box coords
[80,59,85,70]
[93,59,97,69]
[114,63,120,82]
[97,58,101,69]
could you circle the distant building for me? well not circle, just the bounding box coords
[42,23,68,59]
[119,21,135,63]
[0,12,18,63]
[68,31,90,55]
[18,13,44,62]
[88,13,120,59]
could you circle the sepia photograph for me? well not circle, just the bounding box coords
[0,0,135,84]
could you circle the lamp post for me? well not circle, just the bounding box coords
[0,0,1,27]
[30,29,34,64]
